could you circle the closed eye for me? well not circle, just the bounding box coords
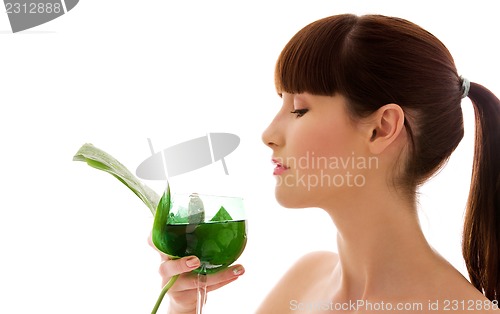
[290,109,309,118]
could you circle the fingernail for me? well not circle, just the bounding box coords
[186,257,200,268]
[232,267,244,276]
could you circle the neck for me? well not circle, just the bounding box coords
[325,183,443,301]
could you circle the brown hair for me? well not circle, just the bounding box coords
[275,14,500,302]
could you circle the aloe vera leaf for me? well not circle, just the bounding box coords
[210,206,233,222]
[73,143,160,215]
[187,193,205,224]
[152,185,179,258]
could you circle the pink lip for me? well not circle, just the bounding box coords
[272,159,289,175]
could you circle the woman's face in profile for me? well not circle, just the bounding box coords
[262,92,373,209]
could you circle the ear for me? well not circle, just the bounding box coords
[367,104,405,155]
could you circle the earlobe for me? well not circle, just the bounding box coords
[368,104,405,155]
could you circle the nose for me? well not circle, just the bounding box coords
[262,115,283,149]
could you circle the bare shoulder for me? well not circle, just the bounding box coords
[422,266,500,313]
[280,250,338,273]
[255,251,338,314]
[441,289,500,313]
[297,251,339,275]
[277,250,338,282]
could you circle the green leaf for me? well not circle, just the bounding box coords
[210,206,233,222]
[73,143,160,215]
[187,193,205,224]
[168,208,189,224]
[154,185,172,228]
[152,185,179,258]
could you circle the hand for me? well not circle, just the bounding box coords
[148,233,245,313]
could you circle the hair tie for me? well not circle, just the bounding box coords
[460,76,470,99]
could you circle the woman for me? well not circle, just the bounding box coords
[150,14,500,313]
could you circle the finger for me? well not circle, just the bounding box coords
[170,264,245,291]
[159,256,201,279]
[158,251,171,262]
[206,264,245,286]
[147,231,154,248]
[169,277,239,305]
[206,277,239,293]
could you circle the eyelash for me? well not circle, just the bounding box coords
[290,109,309,118]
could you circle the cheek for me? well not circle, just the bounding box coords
[292,120,355,163]
[290,120,369,196]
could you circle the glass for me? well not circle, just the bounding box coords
[72,143,246,313]
[151,191,247,314]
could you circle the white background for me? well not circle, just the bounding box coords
[1,0,499,313]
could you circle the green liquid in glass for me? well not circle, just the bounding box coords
[155,220,247,274]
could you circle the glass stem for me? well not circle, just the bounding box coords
[151,274,179,314]
[196,265,208,314]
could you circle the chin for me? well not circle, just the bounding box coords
[274,186,314,209]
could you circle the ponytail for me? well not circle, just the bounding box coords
[271,12,499,301]
[463,82,500,302]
